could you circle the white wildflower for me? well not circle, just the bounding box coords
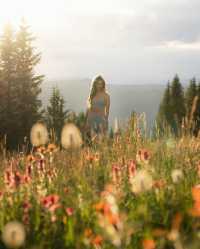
[61,123,83,149]
[2,221,26,248]
[130,170,153,194]
[171,169,183,183]
[30,123,49,147]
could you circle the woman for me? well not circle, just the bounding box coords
[85,75,110,140]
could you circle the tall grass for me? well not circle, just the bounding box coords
[0,114,200,248]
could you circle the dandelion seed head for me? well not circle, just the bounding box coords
[171,169,183,183]
[30,123,49,147]
[2,221,26,248]
[130,170,153,194]
[61,123,83,149]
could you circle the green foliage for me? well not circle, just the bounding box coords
[157,75,188,137]
[170,74,186,135]
[156,82,173,136]
[0,20,44,149]
[0,24,19,148]
[14,19,44,145]
[192,82,200,136]
[46,86,69,142]
[0,119,200,248]
[185,77,197,117]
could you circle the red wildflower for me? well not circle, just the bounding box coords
[153,179,166,189]
[112,163,122,184]
[25,165,33,176]
[128,159,137,178]
[26,155,35,163]
[136,149,151,164]
[65,207,74,216]
[41,194,60,212]
[13,171,22,187]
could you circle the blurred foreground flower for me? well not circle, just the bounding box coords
[142,238,156,249]
[61,123,83,149]
[136,149,151,164]
[130,170,153,194]
[30,122,49,147]
[171,169,183,183]
[2,221,26,248]
[95,184,123,247]
[189,185,200,217]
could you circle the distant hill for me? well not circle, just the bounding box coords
[40,78,167,132]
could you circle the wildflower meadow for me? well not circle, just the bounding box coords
[0,115,200,249]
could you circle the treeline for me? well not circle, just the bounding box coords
[1,21,199,149]
[0,21,86,150]
[156,74,200,136]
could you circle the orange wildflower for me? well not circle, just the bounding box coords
[92,235,103,247]
[94,201,105,211]
[142,238,156,249]
[107,213,120,225]
[104,183,115,194]
[189,201,200,217]
[153,179,166,189]
[84,228,93,238]
[37,146,46,154]
[47,143,57,152]
[172,213,182,230]
[26,155,35,163]
[192,185,200,202]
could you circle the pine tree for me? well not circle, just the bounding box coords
[74,111,87,134]
[184,77,198,135]
[156,82,173,134]
[14,19,44,145]
[46,86,69,141]
[185,77,197,118]
[170,74,186,135]
[0,23,19,148]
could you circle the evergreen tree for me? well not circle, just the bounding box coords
[46,86,69,141]
[74,111,87,134]
[185,77,197,118]
[184,77,198,134]
[156,82,173,134]
[170,74,186,135]
[0,23,19,148]
[14,19,44,145]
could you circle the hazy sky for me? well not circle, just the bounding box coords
[0,0,200,84]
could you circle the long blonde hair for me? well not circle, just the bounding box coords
[87,75,106,109]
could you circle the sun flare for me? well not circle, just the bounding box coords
[0,0,57,32]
